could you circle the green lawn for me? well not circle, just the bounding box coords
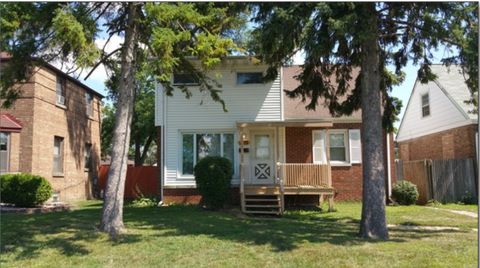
[427,203,478,213]
[1,201,477,268]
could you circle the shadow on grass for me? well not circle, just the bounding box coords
[0,203,141,260]
[1,202,470,259]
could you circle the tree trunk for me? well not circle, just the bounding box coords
[358,3,389,240]
[139,132,155,164]
[134,138,142,166]
[100,3,139,238]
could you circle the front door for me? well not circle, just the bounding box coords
[250,130,275,184]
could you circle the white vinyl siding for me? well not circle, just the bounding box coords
[160,63,282,186]
[397,77,473,142]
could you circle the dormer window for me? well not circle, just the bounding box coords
[236,72,263,84]
[421,93,430,117]
[56,76,66,106]
[173,73,200,85]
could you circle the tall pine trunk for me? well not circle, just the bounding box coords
[100,3,139,238]
[358,3,389,240]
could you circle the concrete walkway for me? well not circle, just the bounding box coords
[426,207,478,218]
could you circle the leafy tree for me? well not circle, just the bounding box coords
[250,2,477,239]
[1,2,246,237]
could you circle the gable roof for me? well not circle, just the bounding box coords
[430,64,477,120]
[0,113,23,132]
[0,53,104,99]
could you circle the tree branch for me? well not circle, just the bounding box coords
[84,47,121,80]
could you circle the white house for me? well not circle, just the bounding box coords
[155,57,396,214]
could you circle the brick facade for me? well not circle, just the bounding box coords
[285,124,395,201]
[398,124,477,161]
[1,64,102,202]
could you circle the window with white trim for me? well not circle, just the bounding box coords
[84,143,92,170]
[53,136,64,175]
[56,76,66,106]
[85,92,93,117]
[421,93,430,117]
[181,132,235,176]
[329,130,348,163]
[312,129,361,165]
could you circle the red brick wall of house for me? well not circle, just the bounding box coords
[1,65,102,202]
[398,124,477,161]
[285,124,395,201]
[163,188,241,205]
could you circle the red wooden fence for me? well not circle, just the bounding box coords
[98,165,159,199]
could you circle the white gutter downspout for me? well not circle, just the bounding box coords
[386,132,392,197]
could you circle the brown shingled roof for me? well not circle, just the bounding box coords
[282,65,362,120]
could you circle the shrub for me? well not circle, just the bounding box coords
[0,173,53,207]
[459,191,477,205]
[129,196,158,208]
[392,180,419,205]
[194,156,233,209]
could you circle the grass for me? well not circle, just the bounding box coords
[1,201,477,268]
[426,203,478,213]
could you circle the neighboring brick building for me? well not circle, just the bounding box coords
[0,56,104,202]
[396,65,478,162]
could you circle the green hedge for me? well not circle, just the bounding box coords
[0,173,53,207]
[392,180,419,205]
[194,156,233,209]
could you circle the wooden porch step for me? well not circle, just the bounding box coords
[244,210,281,215]
[244,186,280,195]
[245,204,280,208]
[244,198,280,202]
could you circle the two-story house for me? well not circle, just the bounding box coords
[396,64,478,161]
[155,57,396,214]
[0,54,103,202]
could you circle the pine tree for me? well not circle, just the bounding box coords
[1,2,246,238]
[250,2,478,239]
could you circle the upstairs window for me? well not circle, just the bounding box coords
[421,93,430,117]
[53,136,64,175]
[84,143,92,170]
[236,72,263,84]
[85,92,93,117]
[56,76,66,106]
[173,73,200,85]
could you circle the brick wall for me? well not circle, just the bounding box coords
[1,65,102,202]
[285,124,395,201]
[398,124,477,161]
[163,188,240,205]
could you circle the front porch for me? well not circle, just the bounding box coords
[237,121,336,215]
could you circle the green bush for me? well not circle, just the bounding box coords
[0,173,53,207]
[392,180,419,205]
[194,156,233,209]
[129,196,158,208]
[459,191,477,205]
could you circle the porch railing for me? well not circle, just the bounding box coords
[277,163,332,188]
